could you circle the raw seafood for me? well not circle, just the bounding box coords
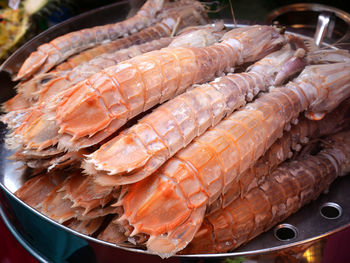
[113,62,350,257]
[182,129,350,253]
[15,0,165,79]
[85,44,306,185]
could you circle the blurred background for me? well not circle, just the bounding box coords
[214,0,350,22]
[0,0,117,63]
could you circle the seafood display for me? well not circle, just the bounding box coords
[84,44,306,185]
[2,23,225,172]
[15,0,165,80]
[3,24,285,160]
[206,99,350,215]
[1,0,350,259]
[182,129,350,254]
[5,37,173,111]
[54,0,208,72]
[110,62,350,257]
[6,0,209,111]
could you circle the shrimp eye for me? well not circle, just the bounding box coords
[40,77,51,84]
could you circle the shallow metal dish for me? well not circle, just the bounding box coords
[265,3,350,47]
[1,2,350,262]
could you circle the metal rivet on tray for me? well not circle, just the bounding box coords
[320,202,342,219]
[274,223,298,241]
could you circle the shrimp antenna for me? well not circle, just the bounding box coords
[228,0,237,27]
[331,37,350,50]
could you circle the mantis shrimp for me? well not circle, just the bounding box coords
[5,25,285,158]
[3,5,350,256]
[13,100,350,247]
[182,129,350,253]
[84,43,306,186]
[7,0,208,111]
[2,23,226,172]
[15,0,165,80]
[53,0,208,72]
[111,61,350,257]
[206,99,350,215]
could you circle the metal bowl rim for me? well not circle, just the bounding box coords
[0,5,346,258]
[265,3,350,25]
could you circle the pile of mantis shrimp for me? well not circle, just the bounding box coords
[1,0,350,258]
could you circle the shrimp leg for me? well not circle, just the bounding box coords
[66,217,105,236]
[15,171,66,210]
[16,170,121,224]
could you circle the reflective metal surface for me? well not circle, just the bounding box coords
[314,11,332,46]
[265,3,350,48]
[0,2,350,261]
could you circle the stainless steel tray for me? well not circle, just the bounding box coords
[1,1,350,262]
[265,3,350,46]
